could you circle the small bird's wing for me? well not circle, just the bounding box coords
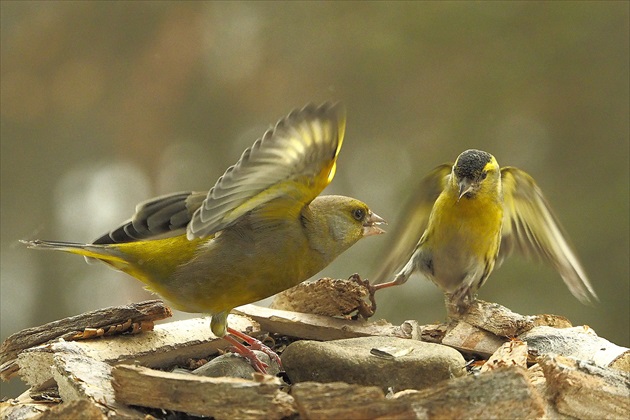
[92,191,207,244]
[187,102,345,239]
[373,163,452,283]
[499,167,598,304]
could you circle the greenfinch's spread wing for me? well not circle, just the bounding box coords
[93,191,207,244]
[374,163,451,283]
[187,102,345,239]
[499,167,597,303]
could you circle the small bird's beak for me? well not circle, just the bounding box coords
[458,179,475,201]
[362,212,387,237]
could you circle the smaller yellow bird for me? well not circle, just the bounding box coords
[374,149,597,314]
[23,103,385,372]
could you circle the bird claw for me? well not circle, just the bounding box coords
[223,336,270,373]
[242,337,283,368]
[445,289,475,319]
[225,327,282,373]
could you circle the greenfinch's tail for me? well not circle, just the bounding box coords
[20,239,130,269]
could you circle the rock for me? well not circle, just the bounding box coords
[193,351,281,379]
[282,336,466,392]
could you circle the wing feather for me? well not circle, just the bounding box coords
[499,167,597,303]
[92,191,206,244]
[91,103,345,245]
[187,102,345,239]
[373,164,452,283]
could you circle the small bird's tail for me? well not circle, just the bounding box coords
[20,239,128,267]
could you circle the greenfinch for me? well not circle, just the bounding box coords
[23,103,386,371]
[374,149,597,313]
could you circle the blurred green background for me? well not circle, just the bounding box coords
[1,1,628,398]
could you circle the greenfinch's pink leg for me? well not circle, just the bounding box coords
[222,333,269,373]
[227,327,282,369]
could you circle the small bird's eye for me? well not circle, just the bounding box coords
[480,172,488,180]
[352,208,365,221]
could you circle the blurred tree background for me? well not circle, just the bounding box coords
[1,1,628,398]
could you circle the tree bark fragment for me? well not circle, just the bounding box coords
[0,300,171,381]
[16,314,257,390]
[539,354,630,419]
[112,364,296,420]
[234,304,413,341]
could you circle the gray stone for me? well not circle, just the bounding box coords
[193,350,281,379]
[282,336,466,392]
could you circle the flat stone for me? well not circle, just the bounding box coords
[282,336,466,392]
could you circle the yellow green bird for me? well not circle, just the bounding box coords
[23,103,385,371]
[373,149,596,314]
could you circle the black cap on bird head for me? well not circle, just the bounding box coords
[453,149,493,181]
[453,149,494,200]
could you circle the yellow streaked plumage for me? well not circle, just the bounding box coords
[374,149,596,313]
[23,102,385,372]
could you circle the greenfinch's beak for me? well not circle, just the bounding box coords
[362,211,386,237]
[458,178,475,201]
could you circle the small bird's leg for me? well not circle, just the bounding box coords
[373,257,415,291]
[372,272,409,291]
[227,327,283,370]
[446,286,475,318]
[222,333,269,374]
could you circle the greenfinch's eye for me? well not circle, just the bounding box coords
[352,208,365,221]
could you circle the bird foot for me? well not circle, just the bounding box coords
[222,334,271,373]
[226,327,282,371]
[445,290,475,319]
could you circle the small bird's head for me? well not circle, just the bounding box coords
[452,149,501,200]
[307,195,386,256]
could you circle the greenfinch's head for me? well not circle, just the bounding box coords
[452,149,501,200]
[308,195,385,255]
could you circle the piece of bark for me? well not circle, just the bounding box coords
[450,299,572,337]
[0,390,55,420]
[394,366,545,419]
[112,364,296,420]
[17,314,257,389]
[290,381,411,420]
[292,367,545,419]
[520,325,630,370]
[271,275,376,319]
[526,363,573,420]
[36,399,107,420]
[1,300,172,381]
[480,339,528,372]
[441,321,506,358]
[234,304,413,341]
[539,354,630,419]
[419,324,448,344]
[51,351,143,418]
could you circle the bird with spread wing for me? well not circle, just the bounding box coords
[373,149,596,314]
[23,103,386,372]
